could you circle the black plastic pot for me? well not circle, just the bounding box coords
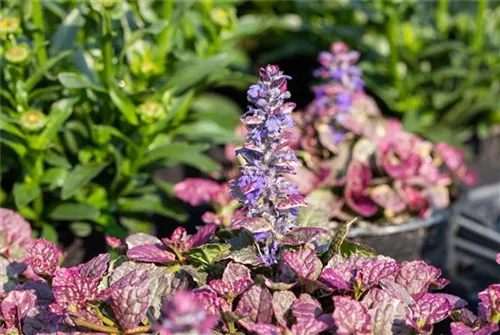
[347,210,453,263]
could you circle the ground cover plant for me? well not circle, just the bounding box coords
[1,65,499,335]
[0,0,255,241]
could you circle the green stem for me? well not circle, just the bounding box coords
[386,10,403,99]
[436,0,449,36]
[472,0,487,54]
[228,321,236,334]
[74,318,120,333]
[32,0,47,65]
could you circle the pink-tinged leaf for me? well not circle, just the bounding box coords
[286,167,320,195]
[358,256,400,288]
[425,185,450,210]
[319,268,352,291]
[236,285,273,325]
[461,169,479,186]
[27,239,63,277]
[276,194,307,211]
[223,262,252,284]
[378,133,421,179]
[272,291,296,327]
[333,296,372,335]
[173,178,221,206]
[0,208,32,252]
[127,244,176,263]
[201,211,222,225]
[440,294,468,310]
[125,233,161,248]
[194,290,231,317]
[435,142,465,172]
[478,284,500,322]
[52,267,98,310]
[496,253,500,265]
[223,246,263,267]
[108,269,150,330]
[248,323,284,335]
[231,216,273,233]
[1,290,38,328]
[411,293,453,330]
[280,227,328,246]
[371,299,412,335]
[291,294,333,335]
[450,322,499,335]
[393,261,445,300]
[77,253,109,282]
[189,223,217,248]
[345,160,378,217]
[370,184,406,213]
[106,236,123,249]
[282,248,322,281]
[209,278,252,299]
[379,279,415,306]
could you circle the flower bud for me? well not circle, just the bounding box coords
[137,101,166,123]
[20,110,47,131]
[5,44,31,64]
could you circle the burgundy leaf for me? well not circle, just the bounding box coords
[194,290,231,317]
[319,268,352,291]
[52,267,98,311]
[27,239,63,277]
[127,244,176,263]
[478,284,500,322]
[282,248,322,280]
[1,289,37,328]
[263,277,296,291]
[435,142,465,172]
[272,291,296,327]
[333,296,372,335]
[280,227,328,246]
[345,160,378,217]
[410,293,453,332]
[108,269,150,330]
[223,262,252,284]
[248,323,284,335]
[188,223,217,248]
[236,285,273,326]
[173,178,221,206]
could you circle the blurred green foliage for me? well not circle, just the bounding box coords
[238,0,500,145]
[0,0,260,240]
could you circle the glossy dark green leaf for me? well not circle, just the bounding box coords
[49,202,100,221]
[185,243,231,267]
[49,8,85,54]
[109,80,138,125]
[13,183,41,208]
[61,162,108,200]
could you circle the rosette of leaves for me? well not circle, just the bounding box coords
[0,0,259,240]
[2,206,499,335]
[291,43,477,226]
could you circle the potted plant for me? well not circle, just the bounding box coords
[286,42,478,261]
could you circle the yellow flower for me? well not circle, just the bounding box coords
[0,16,21,36]
[20,110,47,131]
[5,44,30,64]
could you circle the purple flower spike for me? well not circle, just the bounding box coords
[156,291,218,335]
[230,65,305,263]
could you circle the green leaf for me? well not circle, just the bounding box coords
[0,137,27,157]
[24,50,72,92]
[172,121,241,144]
[117,194,187,221]
[0,116,25,138]
[163,53,232,93]
[61,162,108,200]
[191,93,242,129]
[141,142,207,166]
[119,217,155,234]
[49,8,85,54]
[13,183,41,208]
[166,151,220,173]
[40,167,68,188]
[297,206,329,228]
[44,151,71,168]
[185,243,231,267]
[49,202,100,221]
[402,109,421,133]
[181,265,207,285]
[109,80,138,125]
[57,72,106,92]
[41,224,58,243]
[164,90,195,128]
[69,222,93,237]
[340,239,377,258]
[30,98,77,150]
